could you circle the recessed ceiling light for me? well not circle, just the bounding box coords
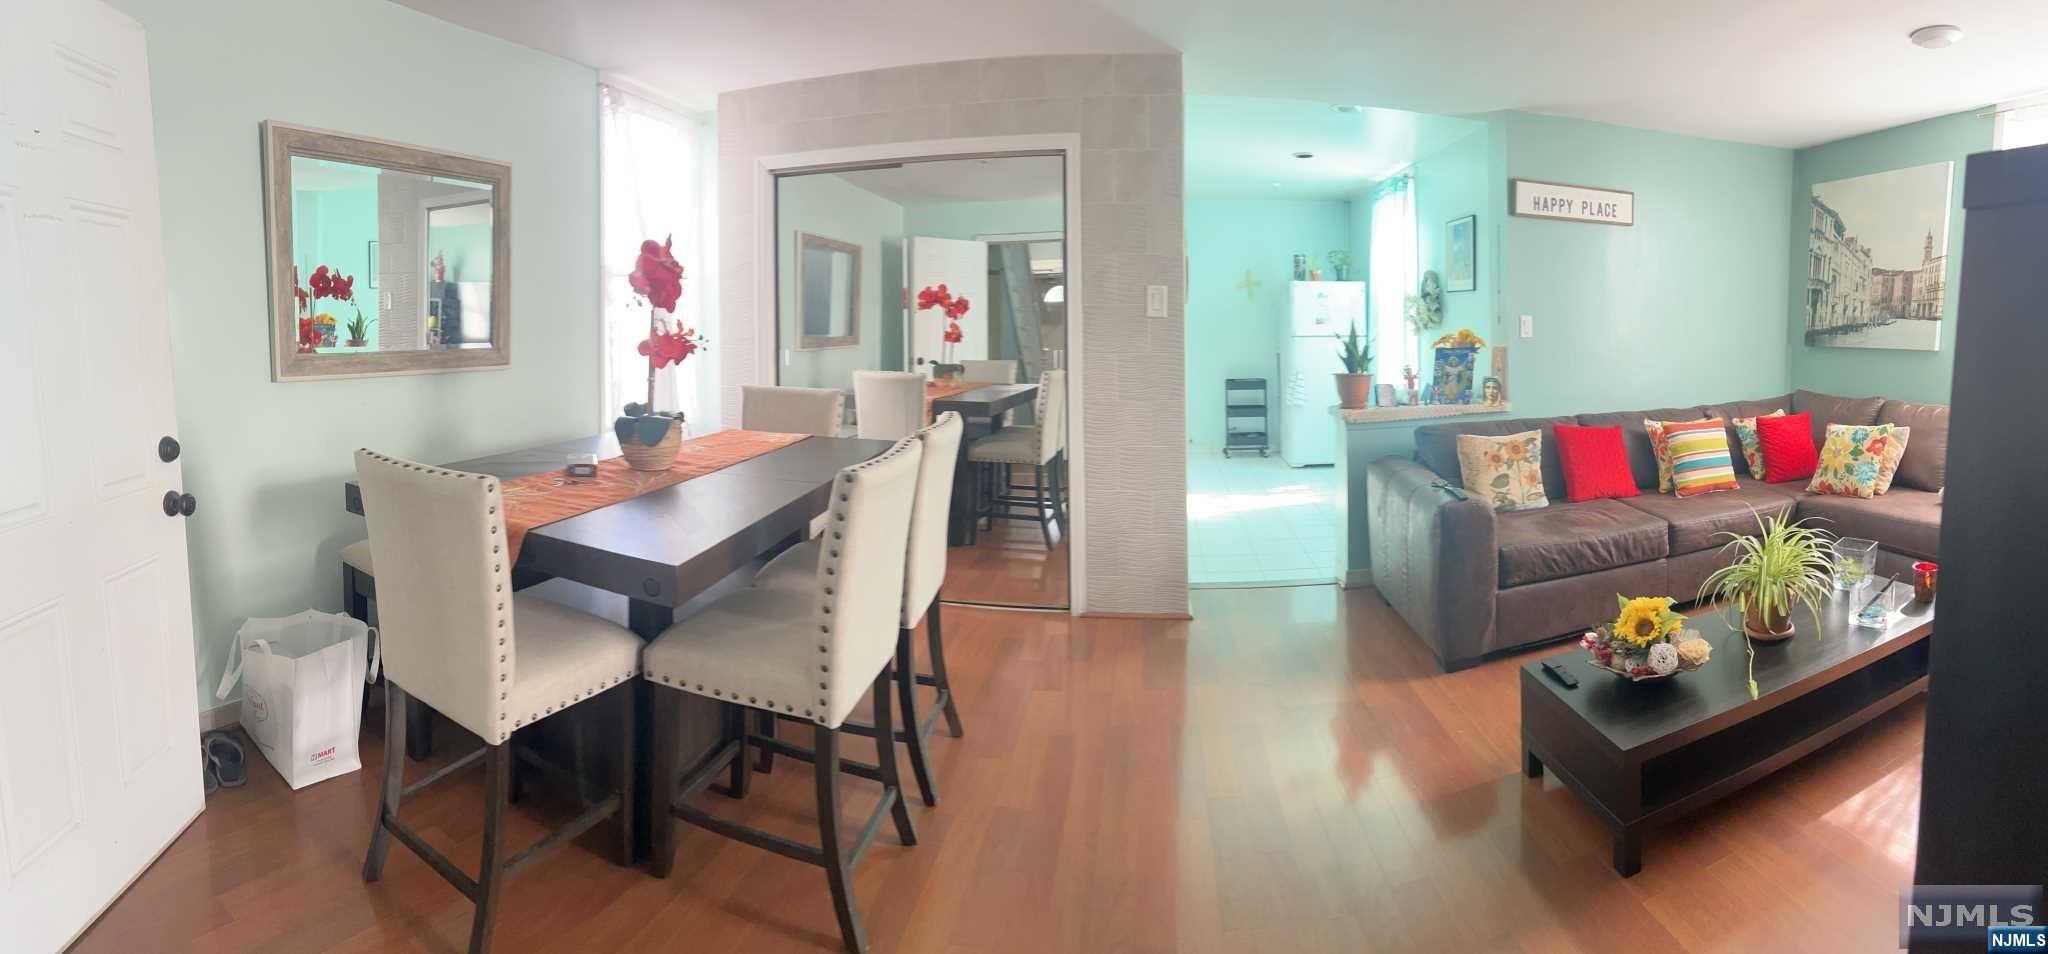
[1291,151,1315,160]
[1333,104,1365,114]
[1270,182,1282,188]
[1909,24,1963,49]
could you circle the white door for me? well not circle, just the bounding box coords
[0,2,202,950]
[907,235,988,371]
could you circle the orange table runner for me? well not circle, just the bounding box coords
[497,429,809,562]
[923,380,990,423]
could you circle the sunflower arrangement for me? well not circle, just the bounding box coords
[1580,595,1713,681]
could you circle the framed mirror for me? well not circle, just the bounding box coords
[795,231,861,350]
[261,121,511,380]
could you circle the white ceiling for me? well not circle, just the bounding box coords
[825,155,1064,205]
[1186,97,1485,199]
[396,0,2048,149]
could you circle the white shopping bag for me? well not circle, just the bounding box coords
[215,610,379,790]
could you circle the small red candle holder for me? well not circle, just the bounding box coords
[1912,560,1939,604]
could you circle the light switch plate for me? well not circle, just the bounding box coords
[1519,314,1534,338]
[1146,284,1169,318]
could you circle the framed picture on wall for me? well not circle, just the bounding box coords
[1445,215,1476,292]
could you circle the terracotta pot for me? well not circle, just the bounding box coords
[1334,373,1373,410]
[1743,603,1794,641]
[344,338,368,348]
[619,424,681,472]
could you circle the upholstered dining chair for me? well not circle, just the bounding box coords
[967,369,1068,548]
[641,435,925,954]
[753,411,963,807]
[852,370,927,440]
[353,450,643,954]
[741,384,845,436]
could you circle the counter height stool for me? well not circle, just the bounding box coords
[641,435,925,954]
[741,384,846,437]
[852,370,926,440]
[341,539,443,762]
[354,450,643,954]
[753,412,963,806]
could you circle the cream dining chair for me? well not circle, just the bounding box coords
[354,450,643,954]
[753,411,963,807]
[967,369,1067,548]
[641,434,925,954]
[852,370,927,440]
[740,384,845,436]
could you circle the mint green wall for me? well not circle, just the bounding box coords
[1412,127,1495,375]
[110,0,600,716]
[1185,198,1355,448]
[1788,110,1992,405]
[904,198,1063,240]
[433,222,495,283]
[1498,112,1795,416]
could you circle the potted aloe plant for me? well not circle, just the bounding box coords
[1333,321,1373,409]
[1698,511,1838,698]
[615,236,705,471]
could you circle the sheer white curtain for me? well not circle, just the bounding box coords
[1368,175,1418,385]
[600,82,718,432]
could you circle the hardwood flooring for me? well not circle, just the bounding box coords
[76,586,1920,953]
[940,514,1068,610]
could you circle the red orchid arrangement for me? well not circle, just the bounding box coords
[616,235,705,454]
[293,265,361,352]
[917,284,971,356]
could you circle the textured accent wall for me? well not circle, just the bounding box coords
[717,54,1188,614]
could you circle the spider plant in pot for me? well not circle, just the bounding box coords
[1333,321,1373,410]
[1697,511,1837,698]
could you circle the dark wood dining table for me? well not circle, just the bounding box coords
[343,431,894,860]
[928,382,1038,546]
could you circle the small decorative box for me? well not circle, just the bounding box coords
[565,453,599,478]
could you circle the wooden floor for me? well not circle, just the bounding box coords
[77,586,1921,953]
[940,510,1069,609]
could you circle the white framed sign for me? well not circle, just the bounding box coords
[1511,178,1634,226]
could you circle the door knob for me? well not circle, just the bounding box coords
[158,436,181,462]
[162,491,196,517]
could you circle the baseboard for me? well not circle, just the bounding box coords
[1342,568,1373,588]
[199,700,240,733]
[1079,610,1195,620]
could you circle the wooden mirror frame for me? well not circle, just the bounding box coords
[261,121,512,380]
[794,231,862,350]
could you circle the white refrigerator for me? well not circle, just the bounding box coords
[1279,281,1366,467]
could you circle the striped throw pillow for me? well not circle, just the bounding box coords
[1659,419,1739,497]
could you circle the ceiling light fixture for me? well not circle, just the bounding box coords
[1333,104,1365,113]
[1909,24,1963,49]
[1291,151,1315,159]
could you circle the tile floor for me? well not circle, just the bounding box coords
[1187,450,1339,586]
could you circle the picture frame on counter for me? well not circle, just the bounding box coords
[1511,178,1634,226]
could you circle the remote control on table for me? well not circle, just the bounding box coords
[1541,660,1578,689]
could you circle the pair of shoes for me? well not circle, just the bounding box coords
[202,730,248,790]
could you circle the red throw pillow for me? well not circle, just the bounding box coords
[1554,424,1640,502]
[1756,412,1819,483]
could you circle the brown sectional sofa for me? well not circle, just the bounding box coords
[1367,389,1948,671]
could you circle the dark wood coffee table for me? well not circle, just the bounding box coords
[1520,582,1933,876]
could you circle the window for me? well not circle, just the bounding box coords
[1368,174,1417,381]
[1995,95,2048,151]
[600,82,717,430]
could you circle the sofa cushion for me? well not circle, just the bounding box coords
[1616,479,1801,555]
[1757,412,1820,483]
[1555,424,1640,502]
[1701,395,1793,465]
[1456,431,1551,511]
[1792,389,1885,448]
[1877,399,1950,491]
[1416,416,1576,501]
[1496,499,1671,588]
[1576,408,1700,489]
[1794,488,1942,560]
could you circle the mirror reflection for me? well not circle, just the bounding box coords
[774,154,1070,610]
[288,156,495,353]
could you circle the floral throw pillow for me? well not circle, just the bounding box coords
[1874,426,1911,495]
[1732,409,1786,480]
[1456,430,1549,512]
[1645,417,1711,493]
[1808,423,1896,498]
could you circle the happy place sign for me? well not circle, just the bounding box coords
[1511,179,1634,226]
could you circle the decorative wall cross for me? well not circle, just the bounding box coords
[1234,269,1262,300]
